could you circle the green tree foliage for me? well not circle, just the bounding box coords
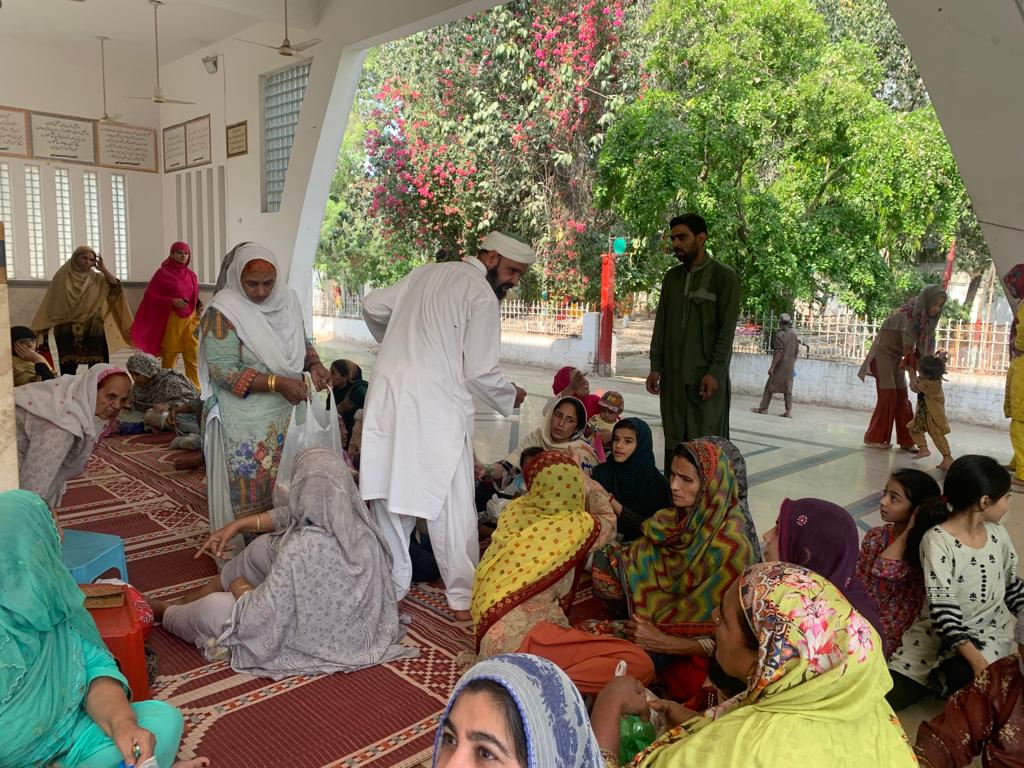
[315,0,986,317]
[594,0,969,315]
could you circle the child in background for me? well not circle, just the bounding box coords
[856,468,941,658]
[915,611,1024,767]
[887,455,1024,712]
[589,390,624,450]
[909,354,953,470]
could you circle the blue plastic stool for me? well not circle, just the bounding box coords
[61,529,128,583]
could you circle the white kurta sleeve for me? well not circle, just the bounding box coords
[361,280,404,342]
[464,294,517,416]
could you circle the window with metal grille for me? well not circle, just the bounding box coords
[25,166,45,279]
[83,171,102,253]
[261,61,311,212]
[111,173,129,280]
[0,162,13,272]
[55,168,75,264]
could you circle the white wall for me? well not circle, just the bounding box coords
[0,37,163,282]
[731,351,1007,430]
[314,313,607,373]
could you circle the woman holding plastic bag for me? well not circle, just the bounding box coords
[198,243,330,535]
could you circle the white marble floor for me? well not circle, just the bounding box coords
[315,339,1024,552]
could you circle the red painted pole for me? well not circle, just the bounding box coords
[942,238,956,290]
[598,252,615,374]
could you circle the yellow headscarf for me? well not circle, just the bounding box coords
[30,247,133,353]
[471,451,597,644]
[634,563,916,767]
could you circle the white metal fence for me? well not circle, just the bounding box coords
[736,311,1012,375]
[500,299,595,337]
[312,289,595,338]
[312,289,363,319]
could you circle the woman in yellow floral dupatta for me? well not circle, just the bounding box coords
[471,451,654,693]
[591,563,916,767]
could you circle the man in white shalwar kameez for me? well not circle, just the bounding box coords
[360,232,532,618]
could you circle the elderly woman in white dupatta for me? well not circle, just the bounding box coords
[481,395,600,493]
[15,363,132,513]
[154,447,417,677]
[198,243,330,532]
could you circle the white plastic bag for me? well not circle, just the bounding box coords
[273,374,342,506]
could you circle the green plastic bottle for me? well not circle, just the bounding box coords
[618,714,655,764]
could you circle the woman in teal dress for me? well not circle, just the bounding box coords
[198,243,330,534]
[0,490,186,767]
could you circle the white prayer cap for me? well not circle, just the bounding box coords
[780,313,792,325]
[480,231,536,265]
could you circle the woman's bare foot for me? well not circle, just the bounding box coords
[151,598,171,621]
[913,448,932,461]
[937,456,953,470]
[863,441,892,449]
[173,758,210,768]
[779,411,792,418]
[172,452,204,471]
[750,408,767,415]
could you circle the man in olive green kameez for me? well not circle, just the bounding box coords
[647,214,741,470]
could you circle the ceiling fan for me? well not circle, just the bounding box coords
[234,0,320,57]
[126,0,195,105]
[95,36,123,123]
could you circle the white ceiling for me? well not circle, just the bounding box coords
[885,0,1024,278]
[0,0,319,62]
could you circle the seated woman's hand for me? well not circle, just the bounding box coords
[628,617,700,655]
[195,522,240,560]
[650,698,699,728]
[110,716,156,766]
[276,376,309,404]
[594,675,650,719]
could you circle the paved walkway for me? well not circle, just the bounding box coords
[316,337,1020,544]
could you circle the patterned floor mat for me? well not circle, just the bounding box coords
[59,432,473,767]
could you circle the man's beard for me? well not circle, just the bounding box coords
[486,265,514,300]
[707,657,747,699]
[674,247,698,266]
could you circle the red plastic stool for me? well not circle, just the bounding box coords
[86,588,152,701]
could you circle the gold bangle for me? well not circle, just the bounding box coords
[267,374,276,392]
[255,513,262,532]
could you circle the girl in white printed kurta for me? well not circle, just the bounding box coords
[887,455,1024,711]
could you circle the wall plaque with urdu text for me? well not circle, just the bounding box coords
[97,122,158,173]
[30,111,96,164]
[163,124,186,172]
[0,107,29,158]
[226,120,247,158]
[185,115,212,168]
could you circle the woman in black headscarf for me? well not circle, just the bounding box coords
[10,325,55,386]
[591,417,671,541]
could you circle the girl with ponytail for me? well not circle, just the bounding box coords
[887,455,1024,711]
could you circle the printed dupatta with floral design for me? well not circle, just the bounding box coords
[470,452,597,646]
[630,563,916,768]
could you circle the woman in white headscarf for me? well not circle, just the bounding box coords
[198,243,330,531]
[15,363,132,512]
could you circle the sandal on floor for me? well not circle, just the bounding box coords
[750,408,767,414]
[863,441,892,449]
